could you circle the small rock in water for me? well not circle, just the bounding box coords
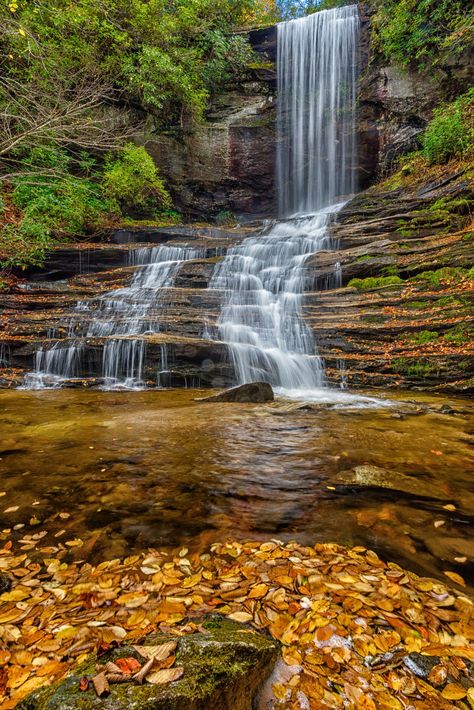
[196,382,274,403]
[404,652,441,679]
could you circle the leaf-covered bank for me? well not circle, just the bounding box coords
[0,539,473,709]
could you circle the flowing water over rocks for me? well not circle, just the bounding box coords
[23,245,207,390]
[205,7,360,398]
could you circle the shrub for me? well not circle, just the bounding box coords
[215,210,236,226]
[372,0,473,70]
[102,145,172,216]
[422,89,474,164]
[1,146,112,269]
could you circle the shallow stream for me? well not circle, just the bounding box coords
[0,388,472,589]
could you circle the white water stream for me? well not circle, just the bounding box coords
[207,6,361,400]
[23,246,205,389]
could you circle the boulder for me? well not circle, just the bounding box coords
[333,465,451,501]
[19,616,279,710]
[197,382,274,403]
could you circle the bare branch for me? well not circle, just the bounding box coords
[0,73,142,169]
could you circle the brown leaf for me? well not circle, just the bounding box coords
[132,641,177,662]
[79,676,89,692]
[428,664,448,687]
[146,667,184,685]
[132,656,154,685]
[92,672,110,697]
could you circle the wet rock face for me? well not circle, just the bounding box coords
[145,89,276,219]
[197,382,274,403]
[19,616,279,710]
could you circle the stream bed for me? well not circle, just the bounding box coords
[0,388,472,589]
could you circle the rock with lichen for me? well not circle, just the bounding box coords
[18,616,279,710]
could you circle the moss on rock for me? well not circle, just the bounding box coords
[18,616,279,710]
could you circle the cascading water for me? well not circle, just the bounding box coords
[277,5,358,216]
[23,245,205,389]
[207,6,359,396]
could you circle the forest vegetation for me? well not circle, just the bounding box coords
[0,0,473,272]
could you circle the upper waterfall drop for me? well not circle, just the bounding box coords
[277,5,359,216]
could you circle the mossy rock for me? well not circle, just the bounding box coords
[19,616,279,710]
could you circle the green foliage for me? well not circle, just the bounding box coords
[405,300,428,309]
[1,147,112,269]
[2,0,260,128]
[381,265,400,276]
[372,0,474,70]
[422,89,474,164]
[102,145,171,216]
[444,323,473,345]
[413,267,471,286]
[392,357,434,377]
[348,276,403,290]
[214,210,236,226]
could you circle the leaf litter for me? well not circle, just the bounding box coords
[0,538,472,708]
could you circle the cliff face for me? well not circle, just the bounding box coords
[144,27,277,219]
[357,3,473,183]
[146,11,473,218]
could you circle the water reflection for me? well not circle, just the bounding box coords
[0,389,472,587]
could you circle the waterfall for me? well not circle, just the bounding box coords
[207,6,359,395]
[277,5,359,216]
[23,245,205,389]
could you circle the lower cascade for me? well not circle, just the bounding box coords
[207,208,343,394]
[23,245,205,389]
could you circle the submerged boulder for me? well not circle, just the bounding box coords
[19,616,279,710]
[333,465,452,501]
[197,382,274,403]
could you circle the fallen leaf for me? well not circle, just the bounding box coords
[92,672,110,697]
[441,683,466,700]
[115,657,142,675]
[132,641,177,662]
[443,571,466,587]
[146,667,184,685]
[79,677,89,692]
[227,611,253,623]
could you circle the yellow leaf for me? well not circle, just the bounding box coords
[248,583,268,599]
[18,28,26,37]
[441,683,466,700]
[466,687,474,709]
[443,570,466,587]
[227,611,253,623]
[117,592,149,608]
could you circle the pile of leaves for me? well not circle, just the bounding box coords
[0,538,473,708]
[80,639,183,698]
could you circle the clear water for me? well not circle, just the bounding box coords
[1,388,472,588]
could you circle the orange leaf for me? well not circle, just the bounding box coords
[115,657,142,674]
